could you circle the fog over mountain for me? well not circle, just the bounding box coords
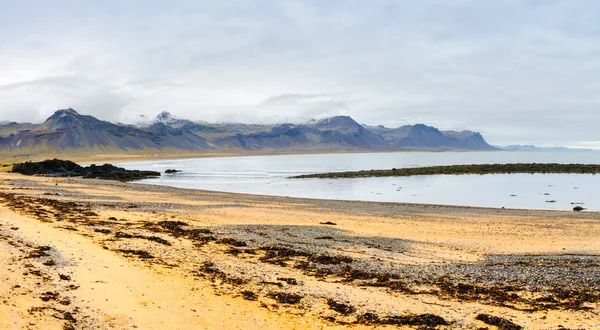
[1,1,599,147]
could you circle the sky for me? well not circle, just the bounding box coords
[1,0,600,147]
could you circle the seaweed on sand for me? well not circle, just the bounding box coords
[475,314,522,330]
[267,292,303,305]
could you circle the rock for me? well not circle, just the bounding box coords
[165,169,181,174]
[573,206,585,212]
[12,159,160,182]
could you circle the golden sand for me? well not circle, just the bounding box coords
[0,172,598,329]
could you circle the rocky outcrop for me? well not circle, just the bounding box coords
[12,159,161,181]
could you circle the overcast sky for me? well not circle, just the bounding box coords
[1,0,599,147]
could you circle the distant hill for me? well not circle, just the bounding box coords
[0,109,212,155]
[365,124,493,150]
[0,109,496,158]
[499,145,593,152]
[213,116,389,151]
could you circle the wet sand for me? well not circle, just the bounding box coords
[0,172,598,329]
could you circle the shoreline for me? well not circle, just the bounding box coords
[131,180,599,214]
[8,168,598,213]
[0,148,502,165]
[0,172,598,329]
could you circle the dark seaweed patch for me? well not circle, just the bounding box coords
[268,292,303,304]
[224,248,243,256]
[277,277,298,285]
[327,299,356,315]
[475,314,522,330]
[94,228,111,234]
[26,246,52,258]
[308,254,353,265]
[376,314,449,327]
[259,246,312,267]
[40,291,59,302]
[195,261,248,285]
[114,231,171,246]
[217,238,248,247]
[149,221,214,246]
[241,290,258,301]
[117,249,154,259]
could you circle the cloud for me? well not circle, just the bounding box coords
[256,92,358,121]
[0,0,599,145]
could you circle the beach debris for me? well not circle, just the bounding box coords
[217,238,248,247]
[319,221,337,225]
[475,314,522,330]
[26,246,52,259]
[374,313,449,327]
[40,291,59,302]
[114,231,172,246]
[308,254,353,265]
[277,277,298,285]
[267,292,303,304]
[259,246,311,267]
[241,290,258,301]
[545,200,556,203]
[327,299,356,315]
[63,312,76,322]
[117,249,154,259]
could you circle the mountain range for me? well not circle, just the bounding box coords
[0,109,495,158]
[498,145,593,152]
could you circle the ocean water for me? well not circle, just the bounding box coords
[116,151,600,211]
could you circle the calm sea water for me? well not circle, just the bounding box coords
[116,151,600,211]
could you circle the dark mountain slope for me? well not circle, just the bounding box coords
[0,109,213,153]
[366,124,495,150]
[212,116,389,151]
[442,130,493,150]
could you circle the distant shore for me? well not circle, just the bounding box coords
[293,163,600,179]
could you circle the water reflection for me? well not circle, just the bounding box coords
[117,151,600,211]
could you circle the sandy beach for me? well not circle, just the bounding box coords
[0,171,598,329]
